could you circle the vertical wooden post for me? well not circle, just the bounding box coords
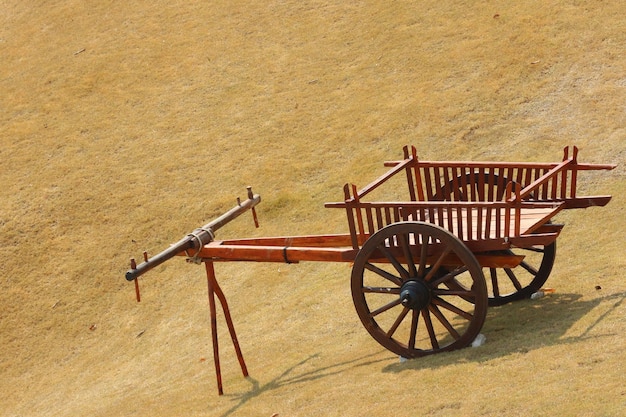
[403,146,418,201]
[504,182,512,238]
[343,184,359,249]
[130,258,141,302]
[570,146,578,198]
[514,183,521,236]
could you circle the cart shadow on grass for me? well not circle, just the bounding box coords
[382,290,625,374]
[217,351,388,417]
[217,291,623,416]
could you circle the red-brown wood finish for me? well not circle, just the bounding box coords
[126,145,615,394]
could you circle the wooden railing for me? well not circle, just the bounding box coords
[388,145,615,207]
[326,182,564,251]
[326,145,614,250]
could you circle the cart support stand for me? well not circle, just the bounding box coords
[205,261,249,395]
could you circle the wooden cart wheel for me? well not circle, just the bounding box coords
[438,173,556,305]
[483,242,556,306]
[351,221,488,358]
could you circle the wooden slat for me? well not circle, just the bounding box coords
[423,167,434,200]
[507,232,560,247]
[384,206,392,225]
[450,166,460,201]
[539,169,544,200]
[365,207,375,235]
[468,169,477,201]
[434,167,443,199]
[495,167,506,200]
[515,167,524,187]
[375,207,384,230]
[474,254,525,268]
[403,147,418,202]
[476,206,483,240]
[414,162,425,201]
[506,167,515,191]
[524,168,532,192]
[478,168,486,200]
[487,167,496,201]
[467,206,473,240]
[393,206,401,223]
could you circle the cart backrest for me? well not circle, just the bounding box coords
[400,145,613,208]
[412,160,575,202]
[407,145,580,203]
[325,145,613,249]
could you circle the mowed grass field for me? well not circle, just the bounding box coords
[1,1,625,416]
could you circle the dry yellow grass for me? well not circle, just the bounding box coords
[1,1,625,416]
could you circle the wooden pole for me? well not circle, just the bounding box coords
[205,261,223,395]
[204,261,249,396]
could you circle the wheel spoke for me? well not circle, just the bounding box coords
[379,245,409,280]
[364,262,403,286]
[432,288,475,298]
[369,298,403,317]
[522,246,544,254]
[428,304,461,340]
[518,260,538,276]
[490,268,500,298]
[424,247,452,282]
[362,286,401,294]
[504,268,523,290]
[400,233,417,277]
[430,266,468,287]
[421,308,439,350]
[408,309,419,349]
[432,296,474,321]
[386,307,410,338]
[417,236,429,278]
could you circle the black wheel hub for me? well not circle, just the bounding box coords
[400,280,431,311]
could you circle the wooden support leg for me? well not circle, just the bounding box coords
[205,262,223,395]
[204,261,249,396]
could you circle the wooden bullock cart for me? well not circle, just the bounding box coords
[126,145,615,394]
